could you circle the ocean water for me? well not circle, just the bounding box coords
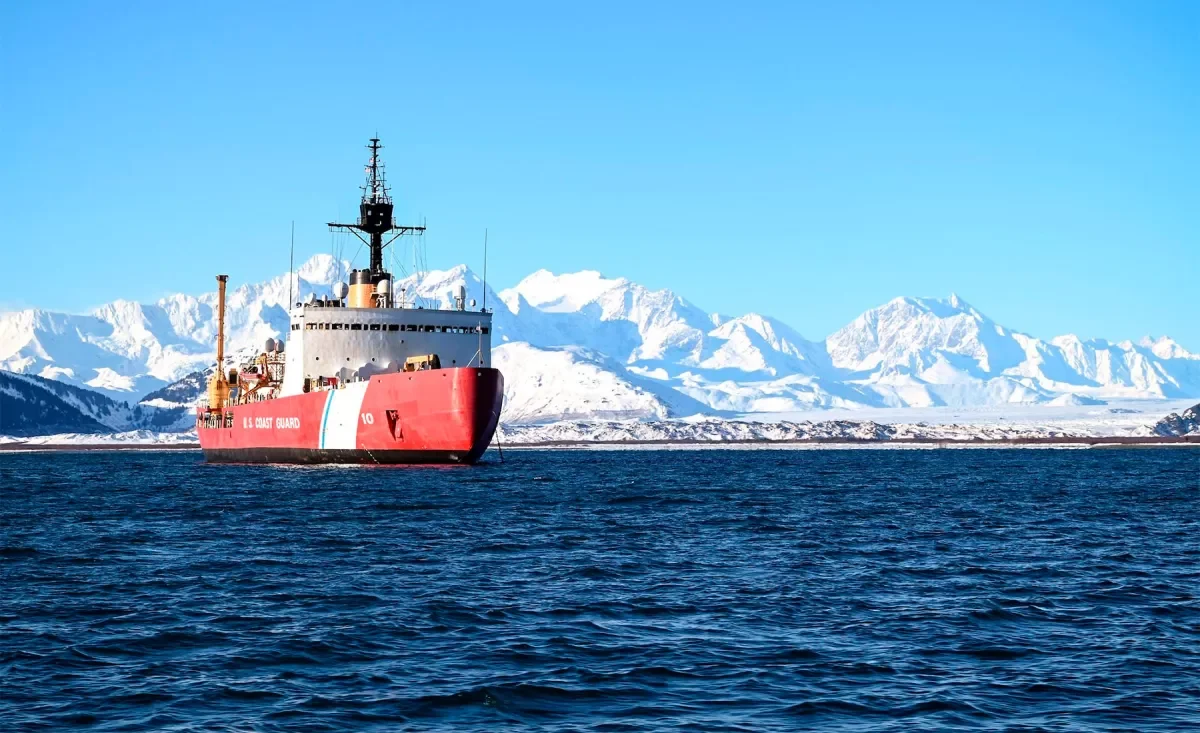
[1,448,1197,732]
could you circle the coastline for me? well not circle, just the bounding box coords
[2,435,1196,453]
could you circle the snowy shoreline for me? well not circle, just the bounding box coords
[2,439,1196,454]
[4,400,1195,452]
[4,430,1196,454]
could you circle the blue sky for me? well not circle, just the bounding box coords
[1,2,1196,346]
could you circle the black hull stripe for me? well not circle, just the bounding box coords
[203,448,482,465]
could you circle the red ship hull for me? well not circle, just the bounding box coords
[197,367,504,464]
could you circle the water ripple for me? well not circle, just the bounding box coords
[0,448,1198,730]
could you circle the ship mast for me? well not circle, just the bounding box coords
[327,138,425,282]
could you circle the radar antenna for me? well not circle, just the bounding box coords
[326,138,425,278]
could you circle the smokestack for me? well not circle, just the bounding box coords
[207,275,231,411]
[216,275,228,369]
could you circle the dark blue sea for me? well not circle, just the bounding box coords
[1,448,1198,731]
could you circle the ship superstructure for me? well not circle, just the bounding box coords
[197,139,504,464]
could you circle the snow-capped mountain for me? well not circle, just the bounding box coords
[826,294,1200,407]
[2,254,1198,435]
[499,270,830,376]
[0,254,347,401]
[494,269,861,413]
[493,342,712,424]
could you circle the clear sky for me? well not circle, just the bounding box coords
[1,2,1196,346]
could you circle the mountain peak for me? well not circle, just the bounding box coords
[1140,335,1196,360]
[297,254,343,285]
[889,293,984,321]
[508,269,632,313]
[827,293,1014,374]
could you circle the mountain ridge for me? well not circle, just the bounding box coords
[2,255,1197,432]
[0,370,191,436]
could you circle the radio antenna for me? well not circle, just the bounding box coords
[482,228,488,312]
[288,220,295,307]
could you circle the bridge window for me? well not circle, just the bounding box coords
[350,324,362,331]
[370,324,381,331]
[388,324,400,331]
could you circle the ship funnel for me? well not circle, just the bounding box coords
[349,269,376,308]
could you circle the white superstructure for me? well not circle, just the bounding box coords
[279,302,493,395]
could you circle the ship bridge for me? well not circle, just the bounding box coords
[280,304,494,396]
